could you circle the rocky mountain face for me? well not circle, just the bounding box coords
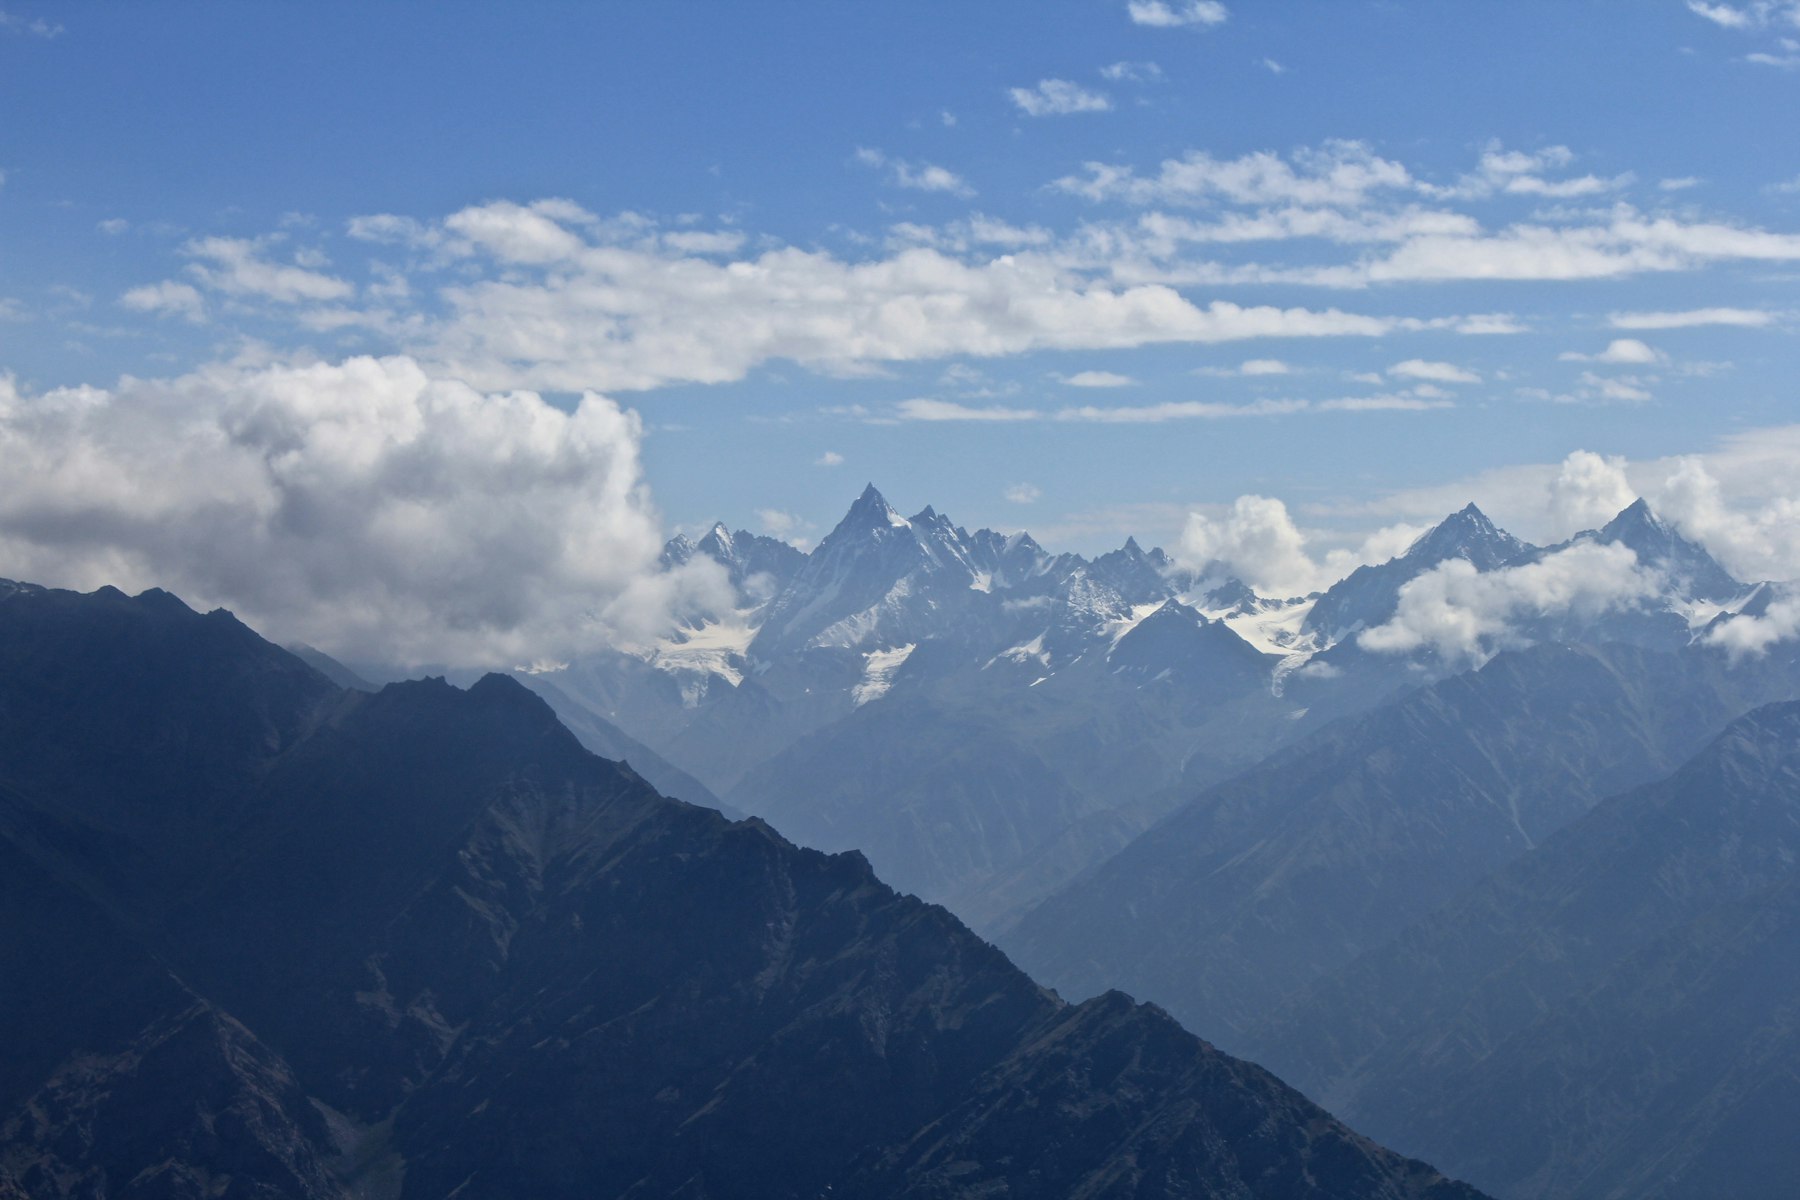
[1243,700,1800,1200]
[1000,639,1800,1047]
[1303,503,1534,642]
[0,580,1487,1200]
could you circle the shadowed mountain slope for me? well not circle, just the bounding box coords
[0,579,1484,1200]
[1003,639,1800,1046]
[1241,699,1800,1200]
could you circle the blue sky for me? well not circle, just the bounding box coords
[2,1,1799,656]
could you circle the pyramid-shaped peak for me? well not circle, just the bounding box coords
[828,483,910,539]
[911,504,941,523]
[1406,502,1520,560]
[1601,496,1661,534]
[1145,596,1201,621]
[1121,535,1145,556]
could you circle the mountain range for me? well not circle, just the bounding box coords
[0,578,1486,1199]
[512,485,1765,934]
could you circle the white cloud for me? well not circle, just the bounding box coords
[1009,79,1113,116]
[97,218,129,236]
[1315,394,1454,412]
[1659,176,1703,191]
[1560,337,1664,364]
[1239,358,1291,375]
[346,213,443,249]
[756,508,812,542]
[1389,358,1479,383]
[1062,370,1137,387]
[1706,588,1800,658]
[406,202,1439,392]
[1746,45,1800,67]
[1685,1,1800,28]
[1056,398,1309,423]
[1057,140,1417,208]
[1689,1,1755,26]
[1194,358,1292,377]
[1175,494,1424,595]
[1608,307,1775,329]
[1127,0,1228,28]
[896,398,1041,421]
[1575,371,1653,403]
[1005,482,1042,504]
[815,450,845,466]
[120,281,207,323]
[0,9,61,37]
[1547,450,1638,531]
[1261,57,1286,74]
[442,199,593,264]
[1100,60,1163,82]
[1176,495,1320,595]
[855,147,975,197]
[1359,542,1663,665]
[184,236,354,303]
[1656,456,1800,583]
[0,357,729,666]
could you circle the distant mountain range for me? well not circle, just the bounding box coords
[515,485,1768,932]
[0,579,1485,1200]
[482,485,1800,1199]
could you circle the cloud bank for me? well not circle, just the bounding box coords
[0,356,728,666]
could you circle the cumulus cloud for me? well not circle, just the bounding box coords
[1175,495,1425,595]
[1127,0,1228,28]
[1176,495,1320,595]
[1359,542,1663,664]
[1706,588,1800,658]
[1389,358,1479,383]
[1062,370,1137,387]
[1005,482,1042,504]
[1657,456,1800,583]
[120,281,207,323]
[815,450,845,466]
[1547,450,1638,532]
[1008,79,1112,116]
[1560,337,1663,364]
[0,356,729,666]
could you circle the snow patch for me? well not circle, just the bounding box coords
[852,643,916,707]
[648,616,755,690]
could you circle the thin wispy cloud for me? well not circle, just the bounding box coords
[1009,79,1113,116]
[854,147,976,197]
[1127,1,1228,29]
[0,8,62,37]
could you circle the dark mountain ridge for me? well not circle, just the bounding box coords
[0,579,1484,1200]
